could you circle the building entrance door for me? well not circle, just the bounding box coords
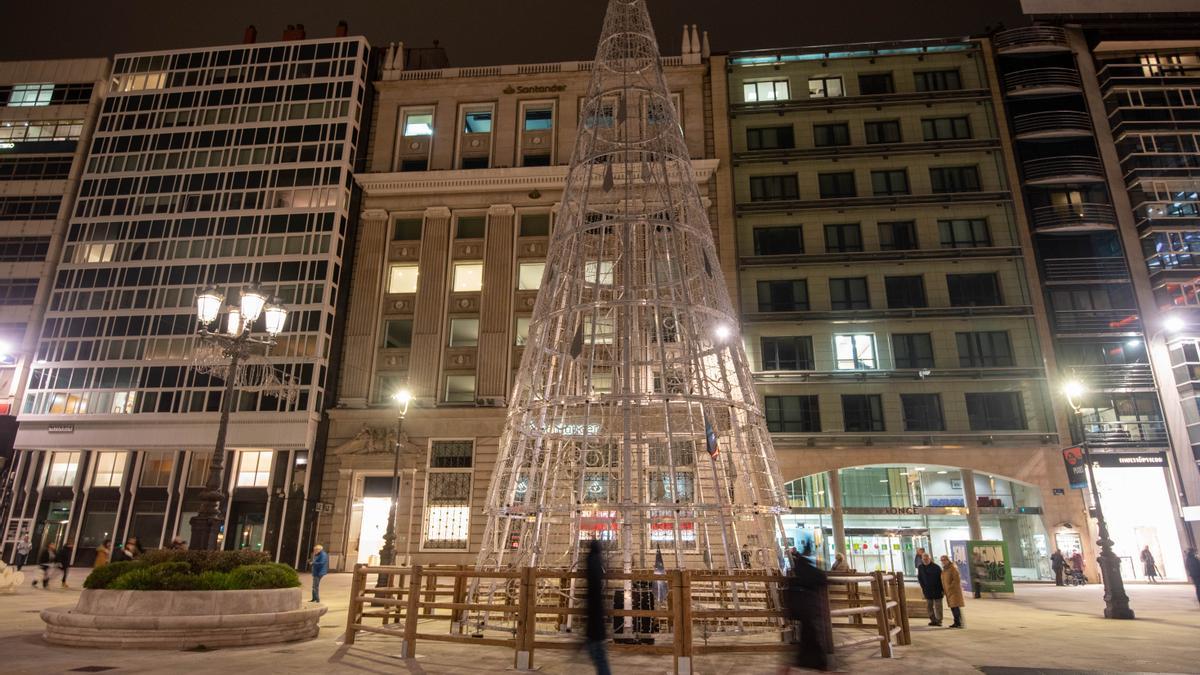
[845,528,929,575]
[353,497,393,565]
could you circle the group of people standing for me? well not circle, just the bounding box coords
[12,535,148,589]
[914,548,966,629]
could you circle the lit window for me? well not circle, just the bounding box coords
[78,243,115,263]
[515,316,532,345]
[463,110,492,133]
[388,264,419,294]
[584,260,614,285]
[518,262,546,290]
[423,440,473,550]
[834,333,877,370]
[453,262,484,292]
[92,452,128,488]
[140,452,174,487]
[524,106,554,131]
[46,452,80,487]
[236,450,273,488]
[445,374,476,403]
[403,112,434,137]
[7,83,54,107]
[808,76,844,98]
[743,80,790,102]
[449,318,480,347]
[115,72,166,92]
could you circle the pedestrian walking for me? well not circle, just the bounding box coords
[33,542,62,589]
[939,554,965,628]
[583,539,611,675]
[830,552,849,573]
[1140,546,1158,583]
[913,547,926,571]
[93,539,112,568]
[60,543,73,588]
[917,553,944,626]
[310,544,328,603]
[1184,548,1200,605]
[15,535,32,571]
[783,544,830,671]
[1070,550,1085,574]
[1051,548,1065,586]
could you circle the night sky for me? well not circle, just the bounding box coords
[0,0,1027,65]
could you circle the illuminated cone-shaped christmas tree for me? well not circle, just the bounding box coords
[475,0,787,575]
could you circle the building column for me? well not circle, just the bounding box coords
[409,207,452,403]
[338,209,390,407]
[961,469,983,540]
[827,469,845,561]
[477,204,516,401]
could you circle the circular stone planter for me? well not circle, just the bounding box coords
[41,587,326,649]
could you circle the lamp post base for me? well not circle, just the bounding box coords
[188,512,225,552]
[1097,548,1134,620]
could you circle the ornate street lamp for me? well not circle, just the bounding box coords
[1063,379,1135,619]
[189,286,289,551]
[376,389,412,587]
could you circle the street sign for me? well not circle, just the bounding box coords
[1061,445,1088,490]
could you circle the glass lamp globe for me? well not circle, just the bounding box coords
[226,308,243,336]
[263,300,288,336]
[239,287,268,323]
[196,287,224,326]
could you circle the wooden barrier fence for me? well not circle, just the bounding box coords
[344,564,910,675]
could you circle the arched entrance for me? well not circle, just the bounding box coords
[782,464,1057,581]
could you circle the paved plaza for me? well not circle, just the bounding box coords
[1,570,1197,674]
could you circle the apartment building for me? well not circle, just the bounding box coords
[720,37,1089,580]
[0,58,109,555]
[4,30,371,567]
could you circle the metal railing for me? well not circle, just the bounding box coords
[1098,62,1200,89]
[1012,110,1093,139]
[1004,67,1083,95]
[1031,203,1117,230]
[1052,309,1141,334]
[1042,257,1129,282]
[1023,156,1106,184]
[1083,421,1168,448]
[993,26,1070,53]
[1067,364,1156,391]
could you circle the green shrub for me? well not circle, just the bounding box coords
[226,563,300,590]
[108,562,192,591]
[83,560,146,589]
[138,549,270,574]
[195,570,234,590]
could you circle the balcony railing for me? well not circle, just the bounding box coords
[1099,62,1200,90]
[1012,110,1093,140]
[1067,364,1156,391]
[1023,156,1106,185]
[1083,421,1168,448]
[1042,257,1129,282]
[1004,67,1083,96]
[1030,202,1117,231]
[1052,309,1140,334]
[993,26,1071,54]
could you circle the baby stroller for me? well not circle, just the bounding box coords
[1064,568,1087,586]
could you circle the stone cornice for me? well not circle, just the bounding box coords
[356,159,721,197]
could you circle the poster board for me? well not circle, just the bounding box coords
[951,539,1014,593]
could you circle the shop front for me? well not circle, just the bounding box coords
[1091,453,1185,581]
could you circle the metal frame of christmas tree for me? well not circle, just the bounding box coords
[473,0,787,580]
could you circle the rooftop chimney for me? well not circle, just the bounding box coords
[243,25,258,44]
[282,23,307,41]
[336,20,349,37]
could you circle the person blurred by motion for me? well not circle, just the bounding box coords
[584,539,611,675]
[917,553,944,626]
[782,544,830,672]
[940,554,965,628]
[310,544,328,602]
[59,543,73,588]
[33,542,61,589]
[15,535,32,571]
[1183,548,1200,605]
[1050,548,1065,586]
[111,537,141,563]
[93,539,112,568]
[1140,546,1158,583]
[830,552,849,573]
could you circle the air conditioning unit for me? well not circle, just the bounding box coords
[475,396,506,407]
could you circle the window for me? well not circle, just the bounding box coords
[453,262,484,292]
[818,172,856,199]
[403,112,434,136]
[236,451,273,487]
[445,374,476,403]
[387,264,419,293]
[824,223,862,253]
[456,215,485,239]
[865,120,902,144]
[939,218,991,248]
[523,106,554,131]
[808,76,844,98]
[764,395,821,432]
[187,454,211,488]
[757,279,809,312]
[140,452,174,487]
[393,218,422,241]
[383,319,413,348]
[0,119,84,142]
[901,394,944,431]
[813,123,850,147]
[754,226,804,255]
[892,333,934,369]
[743,80,790,102]
[885,275,926,308]
[463,110,492,133]
[0,279,39,305]
[956,331,1014,367]
[830,277,869,310]
[930,166,981,193]
[749,174,799,201]
[747,125,795,150]
[915,69,962,92]
[835,333,877,369]
[92,452,127,488]
[584,260,614,285]
[948,273,1002,306]
[7,83,54,107]
[871,169,910,196]
[858,73,895,95]
[449,318,480,347]
[46,452,80,487]
[842,394,885,432]
[377,373,406,404]
[761,336,815,370]
[515,316,532,346]
[922,116,972,141]
[520,213,550,237]
[518,262,546,290]
[423,440,474,550]
[966,392,1026,430]
[878,221,917,250]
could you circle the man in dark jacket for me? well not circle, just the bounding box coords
[584,540,610,675]
[784,544,830,671]
[1184,548,1200,606]
[916,553,944,626]
[33,542,60,589]
[1051,549,1066,586]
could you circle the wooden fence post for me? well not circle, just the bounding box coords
[344,564,364,645]
[452,565,467,634]
[893,572,911,645]
[671,569,693,675]
[514,566,536,671]
[401,565,423,658]
[870,571,893,658]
